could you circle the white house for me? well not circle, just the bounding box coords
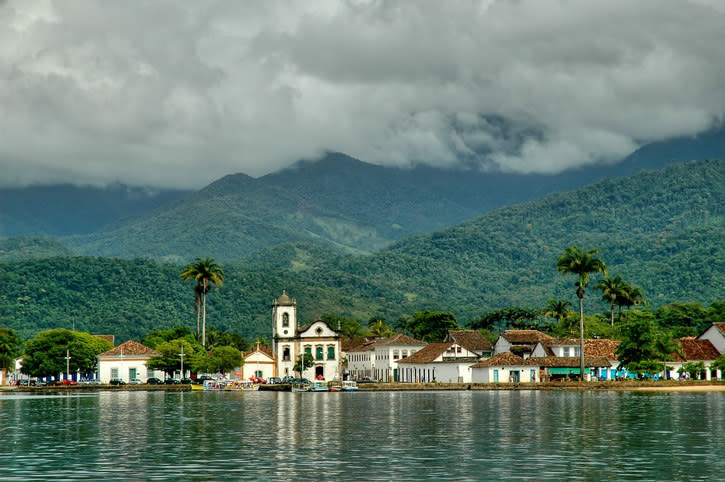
[470,352,539,383]
[531,338,620,380]
[444,330,493,357]
[697,322,725,355]
[242,342,275,380]
[494,330,555,358]
[272,291,341,382]
[665,338,722,381]
[345,334,426,382]
[397,341,481,383]
[97,340,164,383]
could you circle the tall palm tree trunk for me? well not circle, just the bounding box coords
[202,280,208,347]
[577,286,586,380]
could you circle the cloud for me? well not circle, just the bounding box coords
[1,0,724,188]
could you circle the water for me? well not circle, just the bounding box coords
[1,390,723,480]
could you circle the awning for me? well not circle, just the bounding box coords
[549,367,591,375]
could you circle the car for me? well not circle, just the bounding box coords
[109,378,126,385]
[357,376,377,383]
[129,378,143,385]
[61,379,78,385]
[266,377,282,385]
[248,376,266,384]
[281,376,296,384]
[194,375,213,385]
[179,377,193,384]
[146,377,163,385]
[164,378,181,384]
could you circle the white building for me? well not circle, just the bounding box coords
[470,352,539,383]
[242,342,276,380]
[272,291,341,382]
[345,334,426,382]
[97,340,165,383]
[697,322,725,355]
[396,341,481,383]
[494,330,555,358]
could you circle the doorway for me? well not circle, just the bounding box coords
[315,366,324,380]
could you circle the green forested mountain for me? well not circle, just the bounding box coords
[0,159,722,342]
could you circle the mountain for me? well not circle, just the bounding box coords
[0,183,191,237]
[1,158,721,342]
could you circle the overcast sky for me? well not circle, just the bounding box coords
[1,0,724,189]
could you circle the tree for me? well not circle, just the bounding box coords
[403,311,459,342]
[615,311,658,370]
[712,354,725,379]
[21,329,113,378]
[147,339,200,377]
[679,361,706,380]
[180,258,224,347]
[0,327,22,371]
[368,317,393,337]
[653,331,682,379]
[293,353,314,377]
[594,275,628,326]
[470,306,544,332]
[542,299,573,323]
[557,246,607,379]
[618,283,647,322]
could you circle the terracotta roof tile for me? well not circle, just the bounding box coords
[446,330,493,351]
[397,342,453,364]
[584,339,620,360]
[713,323,725,336]
[99,340,160,357]
[470,352,530,367]
[529,356,611,367]
[679,338,720,361]
[500,330,555,344]
[374,334,427,347]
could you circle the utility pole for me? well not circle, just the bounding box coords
[65,350,71,381]
[179,345,186,379]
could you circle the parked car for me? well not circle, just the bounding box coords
[61,379,78,385]
[146,377,163,385]
[179,377,193,384]
[266,377,282,385]
[129,378,143,385]
[109,378,126,385]
[248,376,266,384]
[357,376,377,383]
[281,376,296,384]
[194,375,213,385]
[164,378,181,384]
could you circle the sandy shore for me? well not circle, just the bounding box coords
[628,384,725,392]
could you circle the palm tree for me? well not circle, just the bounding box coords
[180,258,224,347]
[557,246,607,379]
[594,275,628,327]
[618,284,647,322]
[542,298,573,323]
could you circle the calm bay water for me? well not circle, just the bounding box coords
[1,390,723,480]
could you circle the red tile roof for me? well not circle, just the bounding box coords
[584,339,620,360]
[500,330,555,344]
[397,342,453,364]
[470,352,530,367]
[446,330,493,351]
[374,334,427,347]
[679,338,721,361]
[529,356,611,367]
[713,322,725,336]
[98,340,160,357]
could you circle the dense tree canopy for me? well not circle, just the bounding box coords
[0,327,22,370]
[21,329,113,377]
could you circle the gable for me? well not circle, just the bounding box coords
[298,320,339,338]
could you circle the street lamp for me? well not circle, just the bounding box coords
[179,345,186,379]
[64,349,71,382]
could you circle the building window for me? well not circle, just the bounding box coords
[402,350,408,359]
[129,368,137,379]
[283,347,290,361]
[393,350,399,360]
[282,313,289,327]
[255,370,263,378]
[316,346,323,360]
[111,368,119,378]
[328,346,335,360]
[305,346,312,356]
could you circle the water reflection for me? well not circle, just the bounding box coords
[0,390,722,480]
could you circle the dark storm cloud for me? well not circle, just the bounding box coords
[1,0,724,188]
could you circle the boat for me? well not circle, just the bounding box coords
[340,380,358,391]
[308,381,330,392]
[291,381,311,392]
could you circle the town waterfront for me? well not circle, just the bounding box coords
[1,390,723,480]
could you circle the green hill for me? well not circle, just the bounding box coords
[1,159,722,342]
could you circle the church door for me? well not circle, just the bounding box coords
[315,366,324,380]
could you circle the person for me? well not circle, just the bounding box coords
[317,374,323,380]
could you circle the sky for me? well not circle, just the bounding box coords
[1,0,724,189]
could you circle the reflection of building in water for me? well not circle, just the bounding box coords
[272,291,341,382]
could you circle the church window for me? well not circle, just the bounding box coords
[316,346,323,360]
[327,346,335,360]
[282,313,289,327]
[305,346,312,355]
[283,347,290,361]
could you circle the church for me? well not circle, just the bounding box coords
[271,291,342,382]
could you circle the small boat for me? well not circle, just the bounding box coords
[340,380,358,391]
[308,381,330,392]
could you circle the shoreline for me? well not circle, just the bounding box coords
[4,380,724,393]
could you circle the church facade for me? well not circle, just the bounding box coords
[272,291,342,382]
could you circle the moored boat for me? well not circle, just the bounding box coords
[340,380,358,391]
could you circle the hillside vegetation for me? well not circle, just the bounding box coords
[0,159,722,342]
